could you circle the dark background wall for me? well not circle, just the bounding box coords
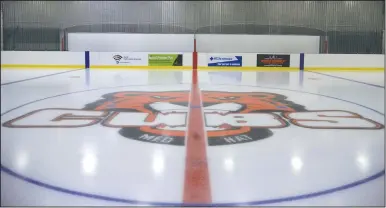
[2,1,384,53]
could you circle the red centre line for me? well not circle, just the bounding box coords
[182,46,212,203]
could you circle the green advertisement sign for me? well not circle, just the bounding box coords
[148,54,183,66]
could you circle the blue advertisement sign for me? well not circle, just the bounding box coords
[208,55,242,67]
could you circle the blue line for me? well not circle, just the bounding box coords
[1,84,384,205]
[85,51,90,86]
[299,53,304,71]
[299,70,304,87]
[305,70,384,88]
[1,68,85,86]
[85,51,90,69]
[85,68,90,86]
[190,105,202,108]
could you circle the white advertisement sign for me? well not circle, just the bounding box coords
[92,52,148,66]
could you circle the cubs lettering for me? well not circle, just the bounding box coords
[2,91,384,146]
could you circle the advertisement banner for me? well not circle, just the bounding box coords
[208,55,242,67]
[257,54,290,67]
[148,54,183,66]
[111,53,147,65]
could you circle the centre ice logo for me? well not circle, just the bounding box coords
[2,91,383,146]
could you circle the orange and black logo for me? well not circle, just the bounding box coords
[83,91,304,146]
[3,91,383,146]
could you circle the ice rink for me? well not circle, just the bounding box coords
[1,68,384,206]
